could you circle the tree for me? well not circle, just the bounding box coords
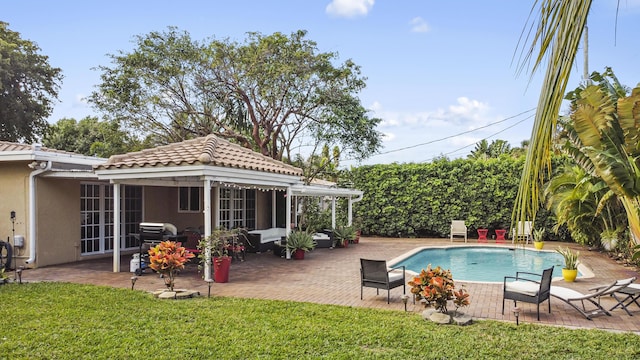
[89,28,382,162]
[544,164,625,246]
[468,140,490,159]
[43,117,143,157]
[513,1,604,237]
[568,83,640,245]
[546,68,640,250]
[468,139,512,159]
[0,22,63,142]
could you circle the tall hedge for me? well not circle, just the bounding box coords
[342,156,569,241]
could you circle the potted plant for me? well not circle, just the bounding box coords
[408,264,470,316]
[333,225,355,248]
[600,229,619,251]
[352,217,363,244]
[532,228,545,250]
[147,240,195,292]
[198,228,237,283]
[285,231,316,260]
[556,246,579,282]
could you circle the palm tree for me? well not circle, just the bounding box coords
[569,83,640,244]
[545,163,625,247]
[468,139,490,159]
[538,66,640,250]
[514,0,592,226]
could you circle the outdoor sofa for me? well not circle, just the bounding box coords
[246,228,287,253]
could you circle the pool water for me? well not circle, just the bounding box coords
[392,246,570,283]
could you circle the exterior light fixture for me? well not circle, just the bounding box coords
[401,295,410,312]
[206,279,215,298]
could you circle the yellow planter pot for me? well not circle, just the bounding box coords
[533,241,544,250]
[562,268,578,282]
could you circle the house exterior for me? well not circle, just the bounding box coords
[0,136,362,275]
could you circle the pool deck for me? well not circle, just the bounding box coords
[16,237,640,334]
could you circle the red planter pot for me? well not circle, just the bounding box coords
[293,249,305,260]
[213,256,231,283]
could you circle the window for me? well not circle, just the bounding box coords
[179,187,201,212]
[80,183,142,255]
[219,188,256,230]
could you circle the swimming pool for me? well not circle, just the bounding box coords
[391,246,573,283]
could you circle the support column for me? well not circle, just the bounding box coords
[347,195,353,226]
[285,186,292,259]
[113,183,121,273]
[203,179,212,281]
[331,197,336,229]
[271,190,277,228]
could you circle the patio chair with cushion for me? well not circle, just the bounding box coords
[550,277,637,320]
[450,220,468,242]
[360,258,406,304]
[502,266,553,320]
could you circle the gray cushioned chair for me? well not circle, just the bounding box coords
[360,258,406,304]
[502,266,554,320]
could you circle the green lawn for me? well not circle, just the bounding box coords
[1,282,639,359]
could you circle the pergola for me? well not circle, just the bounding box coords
[94,135,363,280]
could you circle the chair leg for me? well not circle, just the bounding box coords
[387,289,390,304]
[502,297,505,315]
[537,303,540,321]
[360,286,363,300]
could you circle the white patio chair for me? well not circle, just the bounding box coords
[450,220,467,242]
[511,221,533,244]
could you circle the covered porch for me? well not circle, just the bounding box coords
[94,135,364,279]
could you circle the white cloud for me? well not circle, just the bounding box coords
[381,132,396,142]
[75,94,88,106]
[326,0,374,18]
[372,97,492,129]
[409,17,430,33]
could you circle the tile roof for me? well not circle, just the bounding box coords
[0,141,79,156]
[95,135,303,176]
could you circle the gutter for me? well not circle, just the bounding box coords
[26,160,52,265]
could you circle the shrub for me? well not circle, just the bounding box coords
[408,264,470,314]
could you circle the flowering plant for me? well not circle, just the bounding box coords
[148,241,195,291]
[408,264,470,314]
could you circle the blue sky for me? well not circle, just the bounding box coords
[4,0,640,165]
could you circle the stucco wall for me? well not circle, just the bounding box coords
[35,177,83,267]
[0,162,30,266]
[144,186,204,232]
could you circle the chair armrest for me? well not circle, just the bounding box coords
[515,271,542,281]
[389,265,405,273]
[506,274,540,286]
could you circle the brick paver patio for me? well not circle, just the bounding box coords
[19,237,640,333]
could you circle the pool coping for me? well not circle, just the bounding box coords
[388,243,594,284]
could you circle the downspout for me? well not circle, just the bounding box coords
[26,161,52,264]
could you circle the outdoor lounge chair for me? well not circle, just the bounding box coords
[609,283,640,316]
[511,221,533,244]
[450,220,468,242]
[360,258,406,304]
[502,266,553,320]
[550,277,637,320]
